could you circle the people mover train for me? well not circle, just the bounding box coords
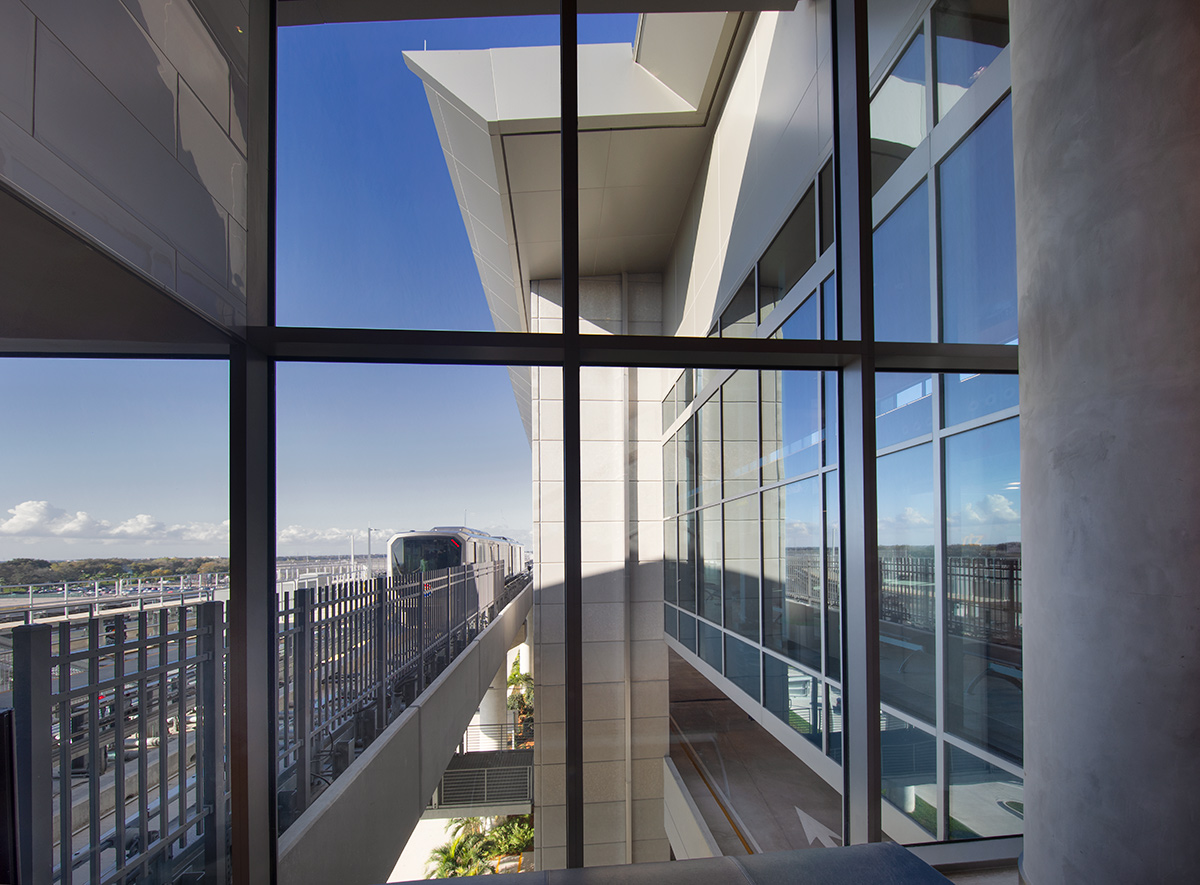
[386,527,525,582]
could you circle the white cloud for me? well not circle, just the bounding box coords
[0,500,228,544]
[958,493,1020,526]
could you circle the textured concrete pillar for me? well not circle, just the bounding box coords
[1011,2,1200,882]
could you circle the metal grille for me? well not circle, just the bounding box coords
[275,562,520,830]
[9,602,225,885]
[431,750,534,809]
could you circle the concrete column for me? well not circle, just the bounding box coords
[474,667,510,751]
[1011,2,1200,882]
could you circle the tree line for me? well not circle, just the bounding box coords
[0,557,230,587]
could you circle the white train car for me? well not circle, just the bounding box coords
[386,527,525,582]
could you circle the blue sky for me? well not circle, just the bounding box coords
[0,15,636,564]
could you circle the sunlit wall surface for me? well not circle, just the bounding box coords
[0,1,249,328]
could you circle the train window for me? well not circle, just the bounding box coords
[398,537,459,572]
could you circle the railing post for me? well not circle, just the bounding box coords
[199,601,228,885]
[12,624,52,885]
[295,588,311,813]
[417,579,426,692]
[376,584,387,732]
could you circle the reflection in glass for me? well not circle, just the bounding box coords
[876,373,934,449]
[762,371,822,483]
[878,444,936,723]
[764,656,822,749]
[663,433,677,515]
[763,479,823,671]
[948,745,1023,839]
[819,159,835,254]
[827,685,843,764]
[759,186,817,321]
[699,506,723,624]
[823,370,839,466]
[679,612,697,653]
[940,97,1017,344]
[824,470,841,680]
[871,32,926,195]
[679,510,697,612]
[698,619,723,672]
[722,371,759,498]
[945,418,1022,763]
[682,415,698,509]
[881,712,938,837]
[725,635,761,702]
[874,181,932,342]
[934,0,1009,120]
[663,384,676,432]
[943,372,1018,427]
[699,398,721,507]
[721,275,757,337]
[723,494,760,641]
[664,603,678,639]
[821,272,838,341]
[664,516,678,605]
[777,292,819,340]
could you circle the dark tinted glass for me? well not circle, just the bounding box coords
[819,159,835,253]
[824,470,841,680]
[679,510,697,612]
[664,516,678,605]
[664,603,678,639]
[827,685,843,764]
[678,612,697,652]
[764,656,822,749]
[721,275,757,338]
[698,619,723,671]
[699,505,723,623]
[759,186,817,321]
[874,180,932,341]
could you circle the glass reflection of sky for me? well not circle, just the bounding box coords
[874,181,932,341]
[945,417,1019,547]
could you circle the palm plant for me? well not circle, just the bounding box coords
[426,831,493,878]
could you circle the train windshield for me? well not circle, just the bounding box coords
[397,537,460,573]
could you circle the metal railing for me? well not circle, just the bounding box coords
[461,721,534,752]
[0,576,224,632]
[6,601,225,885]
[275,563,527,831]
[428,750,534,811]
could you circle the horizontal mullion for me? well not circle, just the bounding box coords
[257,327,565,365]
[579,334,859,369]
[875,342,1017,374]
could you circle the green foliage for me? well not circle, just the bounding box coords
[0,557,230,587]
[426,816,534,877]
[506,653,534,719]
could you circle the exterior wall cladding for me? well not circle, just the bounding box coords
[0,0,248,330]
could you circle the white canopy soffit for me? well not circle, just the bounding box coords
[278,2,795,26]
[400,12,752,336]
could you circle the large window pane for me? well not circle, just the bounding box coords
[724,635,761,702]
[945,418,1022,763]
[871,32,926,195]
[664,516,678,605]
[878,444,936,723]
[934,0,1009,120]
[723,494,760,641]
[877,373,934,449]
[699,399,721,507]
[722,371,759,498]
[827,685,843,765]
[698,619,723,671]
[663,433,677,515]
[939,97,1017,344]
[824,470,842,681]
[699,505,723,624]
[881,712,938,838]
[776,291,819,340]
[721,275,757,338]
[763,479,823,671]
[874,181,932,342]
[943,371,1019,427]
[948,745,1023,839]
[759,186,817,321]
[763,656,822,750]
[679,510,697,613]
[763,370,822,484]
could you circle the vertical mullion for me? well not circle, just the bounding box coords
[560,1,584,870]
[833,0,882,846]
[932,380,948,841]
